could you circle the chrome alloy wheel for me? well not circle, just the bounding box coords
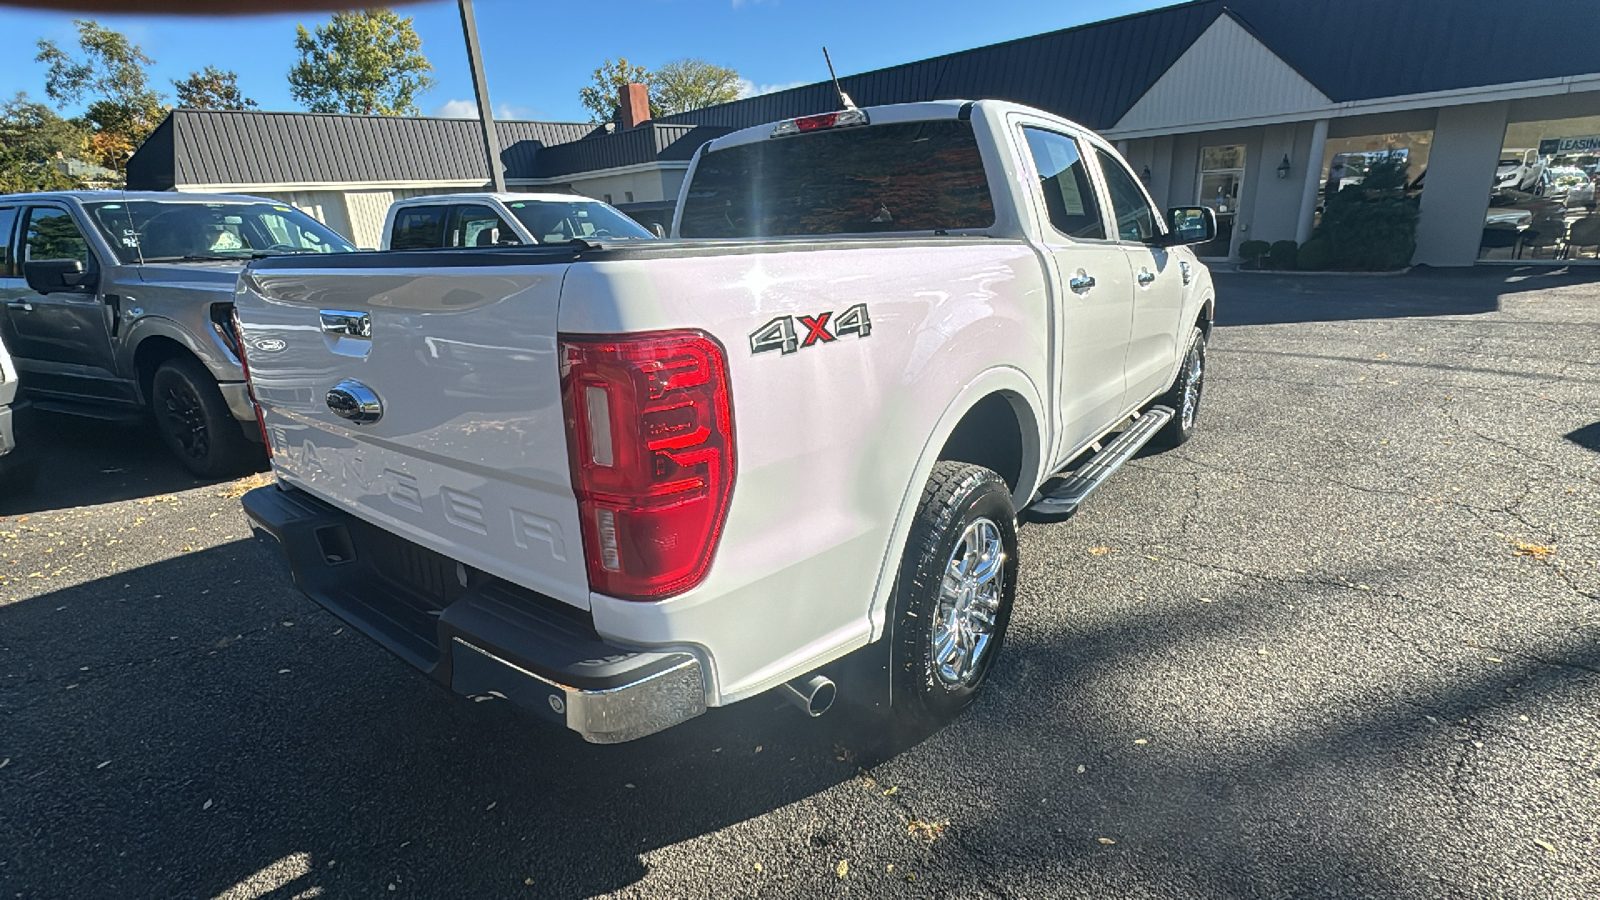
[932,517,1006,687]
[1180,336,1205,431]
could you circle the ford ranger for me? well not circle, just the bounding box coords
[0,191,356,476]
[236,100,1218,743]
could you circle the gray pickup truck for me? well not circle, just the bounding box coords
[0,191,356,476]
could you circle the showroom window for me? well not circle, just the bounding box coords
[1478,115,1600,261]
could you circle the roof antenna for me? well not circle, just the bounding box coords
[823,47,856,111]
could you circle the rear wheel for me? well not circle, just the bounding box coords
[151,356,256,478]
[887,460,1018,730]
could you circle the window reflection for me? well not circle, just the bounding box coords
[1479,115,1600,260]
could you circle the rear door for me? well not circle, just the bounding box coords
[1016,124,1137,465]
[1091,147,1186,405]
[2,205,123,401]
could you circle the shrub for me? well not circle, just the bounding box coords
[1298,235,1335,270]
[1238,240,1271,269]
[1301,157,1418,270]
[1268,239,1299,270]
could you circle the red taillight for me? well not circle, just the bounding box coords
[795,112,839,131]
[230,307,272,458]
[560,330,735,601]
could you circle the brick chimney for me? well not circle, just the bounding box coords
[618,82,651,130]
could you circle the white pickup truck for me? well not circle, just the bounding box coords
[236,100,1217,743]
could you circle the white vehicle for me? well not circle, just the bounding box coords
[1495,148,1546,194]
[236,100,1218,743]
[380,192,656,250]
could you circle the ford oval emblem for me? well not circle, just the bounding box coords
[326,379,382,424]
[253,338,286,353]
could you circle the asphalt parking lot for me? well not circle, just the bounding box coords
[2,266,1598,899]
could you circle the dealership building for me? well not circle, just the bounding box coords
[127,0,1600,264]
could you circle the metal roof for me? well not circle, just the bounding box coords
[128,110,604,189]
[660,0,1600,131]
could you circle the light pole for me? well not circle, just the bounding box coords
[458,0,506,193]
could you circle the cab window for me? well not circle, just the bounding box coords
[22,207,93,267]
[451,205,517,247]
[0,207,16,277]
[1094,148,1161,242]
[1021,128,1105,240]
[389,205,448,250]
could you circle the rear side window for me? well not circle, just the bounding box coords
[389,205,447,250]
[1022,128,1105,240]
[452,205,515,247]
[678,119,995,238]
[22,207,92,267]
[0,207,15,277]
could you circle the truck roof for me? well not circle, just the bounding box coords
[391,192,605,206]
[0,189,293,206]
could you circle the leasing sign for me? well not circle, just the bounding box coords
[1538,135,1600,155]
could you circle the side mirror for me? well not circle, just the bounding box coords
[1158,207,1218,246]
[24,259,94,295]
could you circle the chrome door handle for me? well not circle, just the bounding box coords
[6,301,33,312]
[1068,271,1096,294]
[1137,269,1156,287]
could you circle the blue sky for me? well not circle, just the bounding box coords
[0,0,1166,123]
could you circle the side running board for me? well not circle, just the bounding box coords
[1025,405,1173,521]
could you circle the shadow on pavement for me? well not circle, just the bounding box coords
[1215,264,1600,328]
[0,411,262,516]
[0,539,867,899]
[1565,422,1600,453]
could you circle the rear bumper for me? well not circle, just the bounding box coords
[241,483,707,743]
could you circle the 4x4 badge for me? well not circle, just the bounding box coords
[750,303,871,355]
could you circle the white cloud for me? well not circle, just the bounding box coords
[431,99,545,120]
[432,99,477,118]
[736,78,809,99]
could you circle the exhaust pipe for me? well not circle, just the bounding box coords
[780,674,836,717]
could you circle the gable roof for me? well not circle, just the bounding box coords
[1113,10,1332,133]
[661,0,1600,133]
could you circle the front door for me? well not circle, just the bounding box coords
[2,205,122,401]
[1092,146,1187,405]
[1018,125,1137,466]
[1195,144,1244,258]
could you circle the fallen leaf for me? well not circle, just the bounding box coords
[202,799,213,810]
[1076,765,1086,774]
[1133,739,1148,745]
[1512,541,1555,560]
[882,786,898,796]
[96,760,111,770]
[1088,546,1112,556]
[1098,837,1116,845]
[907,819,947,843]
[1533,838,1556,854]
[486,801,497,810]
[836,859,849,878]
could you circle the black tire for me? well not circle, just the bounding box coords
[887,460,1019,730]
[1152,325,1206,449]
[151,356,256,478]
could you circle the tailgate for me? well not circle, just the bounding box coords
[235,259,590,609]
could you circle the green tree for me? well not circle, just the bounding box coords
[651,58,741,116]
[174,66,258,111]
[578,57,652,123]
[288,9,436,116]
[35,19,166,173]
[0,92,90,193]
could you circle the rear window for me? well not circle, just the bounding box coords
[390,206,447,250]
[678,119,995,239]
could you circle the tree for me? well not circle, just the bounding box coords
[0,92,90,193]
[651,58,741,116]
[35,20,165,172]
[174,66,257,111]
[288,9,436,116]
[578,57,652,123]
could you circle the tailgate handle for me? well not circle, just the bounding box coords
[320,310,371,339]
